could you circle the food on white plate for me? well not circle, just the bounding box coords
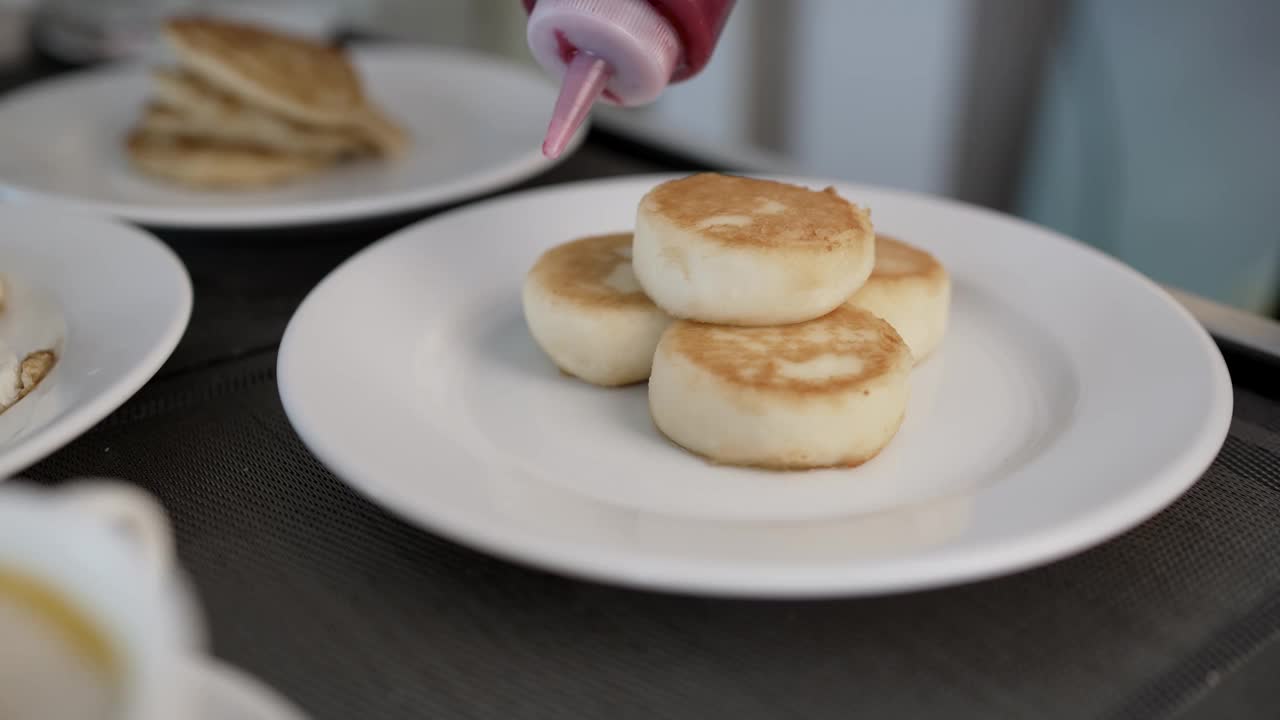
[125,17,408,190]
[648,305,912,469]
[523,232,672,386]
[519,173,952,473]
[632,173,875,325]
[846,234,951,364]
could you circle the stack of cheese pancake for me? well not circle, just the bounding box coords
[522,173,951,470]
[125,17,408,190]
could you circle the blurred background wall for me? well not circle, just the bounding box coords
[1018,0,1280,314]
[4,0,1277,314]
[339,0,1055,202]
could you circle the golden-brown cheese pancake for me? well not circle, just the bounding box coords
[163,17,408,157]
[649,305,912,469]
[523,233,672,386]
[124,129,331,190]
[632,173,876,325]
[846,234,951,363]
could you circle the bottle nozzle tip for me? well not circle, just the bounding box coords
[542,134,572,159]
[541,53,611,159]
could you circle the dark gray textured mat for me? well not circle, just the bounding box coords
[24,352,1280,720]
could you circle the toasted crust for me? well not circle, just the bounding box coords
[632,174,877,325]
[163,17,408,156]
[526,233,657,310]
[846,234,951,363]
[865,234,947,282]
[639,173,872,250]
[663,305,910,396]
[125,129,331,189]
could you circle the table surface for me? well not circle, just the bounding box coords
[6,49,1280,720]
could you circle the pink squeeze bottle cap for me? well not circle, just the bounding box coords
[527,0,681,158]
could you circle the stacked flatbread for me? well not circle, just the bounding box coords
[126,17,408,189]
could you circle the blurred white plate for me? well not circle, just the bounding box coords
[277,175,1232,598]
[0,206,190,478]
[0,45,579,229]
[190,657,309,720]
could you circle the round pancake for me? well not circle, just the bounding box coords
[846,234,951,363]
[632,173,875,325]
[649,305,912,469]
[164,17,362,121]
[163,17,409,157]
[523,233,672,386]
[124,129,330,189]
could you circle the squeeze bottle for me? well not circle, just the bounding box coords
[521,0,738,158]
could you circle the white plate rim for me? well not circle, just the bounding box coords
[0,44,582,230]
[0,206,192,479]
[187,655,309,720]
[278,173,1234,598]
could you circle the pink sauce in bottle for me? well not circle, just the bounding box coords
[522,0,738,158]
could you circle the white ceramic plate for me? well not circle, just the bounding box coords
[278,175,1233,598]
[0,206,191,478]
[0,45,580,229]
[188,657,309,720]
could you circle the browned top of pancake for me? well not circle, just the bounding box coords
[665,305,909,394]
[165,17,365,115]
[527,233,657,309]
[641,173,872,250]
[869,234,947,281]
